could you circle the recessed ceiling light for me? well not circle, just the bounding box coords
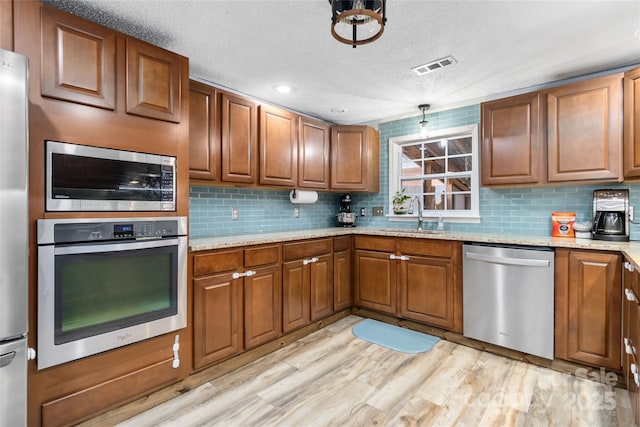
[273,84,294,94]
[330,107,348,114]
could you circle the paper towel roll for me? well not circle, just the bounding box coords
[289,189,318,204]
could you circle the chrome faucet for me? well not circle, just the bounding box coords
[408,196,424,231]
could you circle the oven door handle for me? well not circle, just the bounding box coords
[53,238,180,255]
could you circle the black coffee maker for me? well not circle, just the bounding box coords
[592,189,629,241]
[337,194,355,227]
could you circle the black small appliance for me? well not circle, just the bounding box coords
[592,189,629,241]
[337,193,356,227]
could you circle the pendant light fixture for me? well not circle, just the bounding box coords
[330,0,386,48]
[418,104,430,137]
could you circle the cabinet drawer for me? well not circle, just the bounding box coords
[245,244,280,267]
[193,249,243,276]
[333,236,351,252]
[399,239,453,258]
[354,236,395,252]
[283,238,332,261]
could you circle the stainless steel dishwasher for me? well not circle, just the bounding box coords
[463,243,554,359]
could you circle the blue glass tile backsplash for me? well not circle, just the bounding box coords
[189,104,640,240]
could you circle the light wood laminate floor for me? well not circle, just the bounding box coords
[117,316,635,427]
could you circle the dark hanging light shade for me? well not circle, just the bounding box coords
[329,0,386,48]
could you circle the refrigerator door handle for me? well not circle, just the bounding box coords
[0,351,16,368]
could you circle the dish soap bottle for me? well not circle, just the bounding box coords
[437,215,444,231]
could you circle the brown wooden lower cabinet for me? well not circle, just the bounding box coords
[353,236,462,332]
[555,249,621,370]
[398,255,456,329]
[192,244,282,367]
[623,259,640,424]
[354,248,397,314]
[243,263,282,349]
[193,272,243,369]
[282,239,333,333]
[333,236,352,311]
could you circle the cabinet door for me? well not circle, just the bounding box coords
[244,264,281,349]
[189,80,220,180]
[298,117,330,190]
[547,74,622,182]
[193,273,243,369]
[221,92,257,183]
[126,38,182,123]
[41,6,116,110]
[330,126,380,192]
[398,255,455,330]
[354,250,396,314]
[310,254,333,321]
[481,93,543,185]
[333,248,352,311]
[259,105,297,187]
[0,0,12,51]
[624,67,640,178]
[558,250,622,369]
[282,260,310,333]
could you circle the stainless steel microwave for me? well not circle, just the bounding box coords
[46,141,176,212]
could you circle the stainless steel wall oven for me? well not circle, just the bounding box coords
[37,217,187,370]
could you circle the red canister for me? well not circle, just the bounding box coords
[551,212,576,237]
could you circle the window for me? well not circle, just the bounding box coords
[388,124,479,220]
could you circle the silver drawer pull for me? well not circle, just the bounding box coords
[626,288,636,302]
[626,261,636,272]
[232,270,256,279]
[303,257,318,265]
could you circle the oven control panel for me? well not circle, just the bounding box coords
[42,217,188,244]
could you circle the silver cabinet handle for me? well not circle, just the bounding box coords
[303,257,318,265]
[625,338,634,355]
[232,270,256,279]
[626,288,637,302]
[390,254,409,261]
[625,261,636,272]
[389,254,399,260]
[465,251,550,267]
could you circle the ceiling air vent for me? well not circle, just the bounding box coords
[412,56,457,76]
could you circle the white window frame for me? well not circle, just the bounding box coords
[388,124,480,222]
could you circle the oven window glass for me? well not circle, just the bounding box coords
[51,153,167,201]
[54,246,177,344]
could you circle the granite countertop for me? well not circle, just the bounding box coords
[189,227,640,267]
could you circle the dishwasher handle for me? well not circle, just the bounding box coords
[465,251,550,267]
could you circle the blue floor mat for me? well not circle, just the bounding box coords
[352,319,440,353]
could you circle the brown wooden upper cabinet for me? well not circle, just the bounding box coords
[40,4,184,123]
[624,66,640,178]
[221,91,258,184]
[481,73,623,186]
[189,80,220,181]
[298,117,331,190]
[259,105,298,187]
[547,74,622,182]
[481,92,544,185]
[40,6,117,110]
[330,125,380,192]
[126,38,183,123]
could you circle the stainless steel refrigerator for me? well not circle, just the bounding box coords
[0,48,29,427]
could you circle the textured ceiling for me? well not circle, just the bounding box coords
[43,0,640,125]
